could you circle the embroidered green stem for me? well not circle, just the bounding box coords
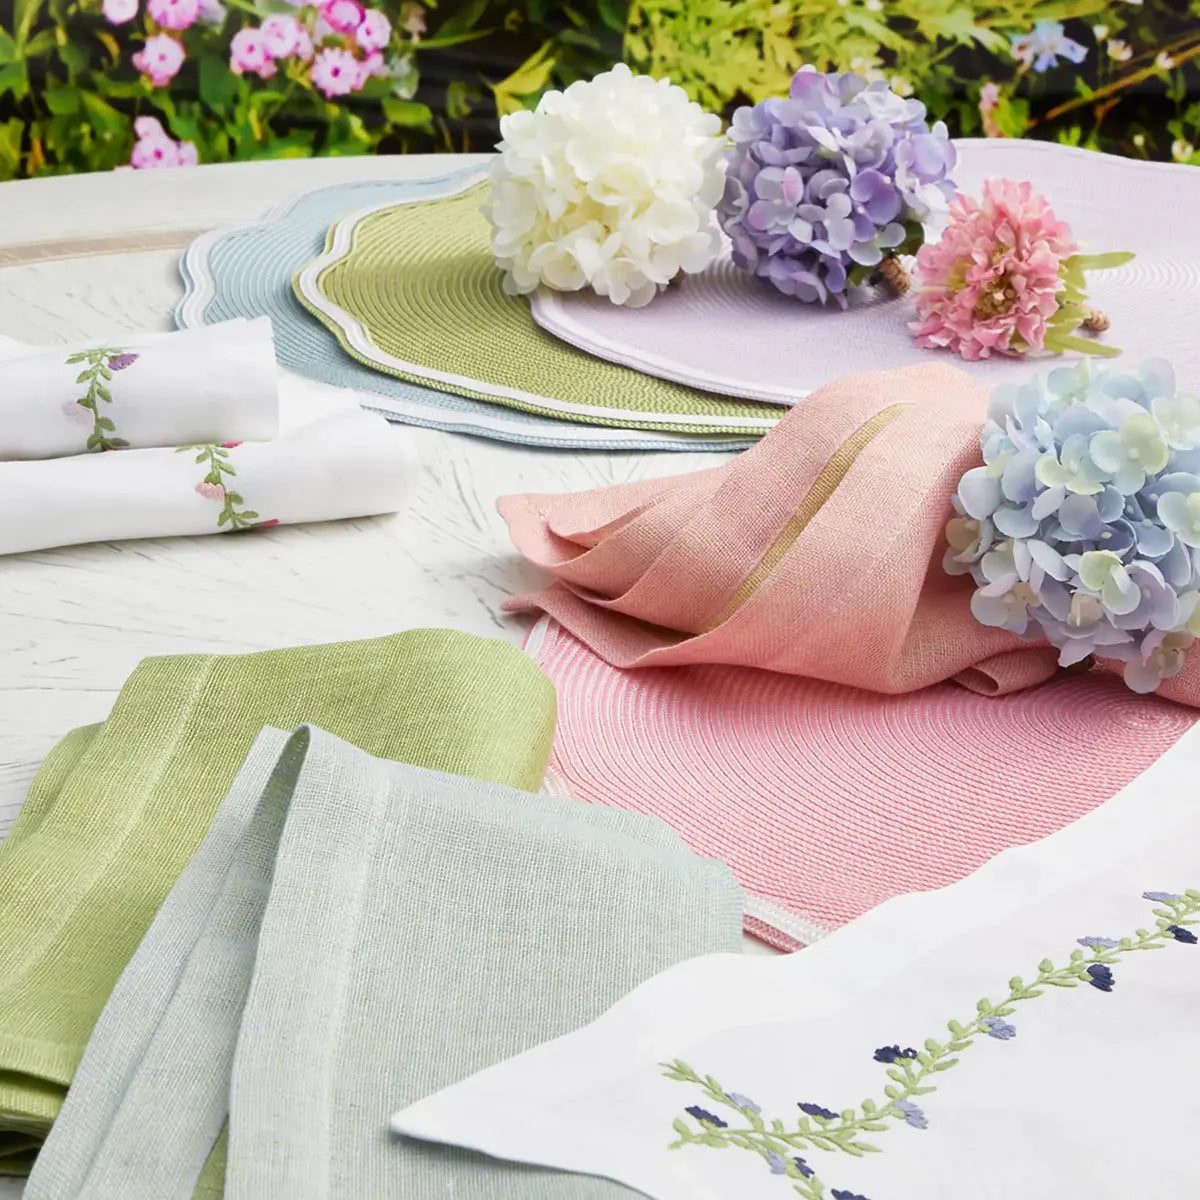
[664,889,1200,1197]
[179,443,271,531]
[66,347,133,452]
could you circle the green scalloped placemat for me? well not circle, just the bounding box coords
[293,183,785,437]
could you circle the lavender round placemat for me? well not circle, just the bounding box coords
[532,140,1200,403]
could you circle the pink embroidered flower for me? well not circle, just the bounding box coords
[61,398,93,427]
[911,177,1077,361]
[355,8,390,52]
[320,0,363,33]
[219,441,243,449]
[261,13,311,60]
[256,519,281,528]
[354,50,387,89]
[103,0,139,25]
[147,0,199,31]
[310,46,360,97]
[229,27,277,78]
[130,116,197,169]
[132,34,186,87]
[978,82,1003,139]
[195,481,226,501]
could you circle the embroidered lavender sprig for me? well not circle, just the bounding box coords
[179,441,278,532]
[65,347,138,451]
[664,888,1200,1198]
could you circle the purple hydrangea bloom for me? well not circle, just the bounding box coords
[1168,924,1198,944]
[685,1106,727,1128]
[1144,891,1183,902]
[1077,936,1121,949]
[719,66,956,307]
[981,1016,1017,1040]
[894,1099,928,1129]
[107,351,140,371]
[798,1101,838,1120]
[724,1092,760,1114]
[1086,963,1115,992]
[873,1045,919,1063]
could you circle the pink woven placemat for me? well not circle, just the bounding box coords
[531,139,1200,404]
[526,617,1199,951]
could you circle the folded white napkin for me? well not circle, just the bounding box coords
[0,318,278,459]
[393,726,1200,1200]
[0,402,413,555]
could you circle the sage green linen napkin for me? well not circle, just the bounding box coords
[26,726,744,1199]
[0,631,556,1174]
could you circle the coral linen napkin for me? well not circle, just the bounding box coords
[0,630,556,1176]
[0,319,278,458]
[0,404,412,555]
[24,727,742,1200]
[499,361,1200,704]
[392,723,1200,1200]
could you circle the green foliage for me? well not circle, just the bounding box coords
[0,0,1195,177]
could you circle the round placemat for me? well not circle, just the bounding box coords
[531,139,1200,402]
[177,172,759,453]
[293,183,785,437]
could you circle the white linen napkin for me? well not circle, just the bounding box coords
[0,399,413,555]
[392,725,1200,1200]
[0,318,278,459]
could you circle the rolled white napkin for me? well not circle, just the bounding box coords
[0,405,413,555]
[0,317,278,459]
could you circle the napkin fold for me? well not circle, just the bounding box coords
[0,319,278,459]
[500,361,1200,704]
[25,725,743,1199]
[0,629,557,1174]
[0,406,412,555]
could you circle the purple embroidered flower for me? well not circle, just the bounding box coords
[107,352,139,371]
[798,1102,838,1120]
[1143,891,1183,902]
[1077,936,1121,949]
[894,1099,928,1129]
[61,398,93,427]
[685,1106,726,1128]
[1086,963,1115,991]
[724,1092,760,1114]
[767,1152,788,1175]
[832,1191,872,1200]
[873,1045,918,1063]
[1167,925,1198,943]
[981,1016,1017,1040]
[794,1157,814,1178]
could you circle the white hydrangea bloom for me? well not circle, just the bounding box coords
[485,63,725,308]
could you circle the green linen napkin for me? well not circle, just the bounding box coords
[26,726,744,1199]
[0,631,557,1174]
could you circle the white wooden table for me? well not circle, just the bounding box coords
[0,153,768,1197]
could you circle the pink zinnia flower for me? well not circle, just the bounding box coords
[103,0,139,24]
[229,26,277,78]
[321,0,364,33]
[911,177,1077,361]
[147,0,199,31]
[195,481,226,501]
[261,13,310,60]
[132,33,186,87]
[310,46,359,97]
[355,8,390,51]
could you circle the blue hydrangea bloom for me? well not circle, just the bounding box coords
[685,1106,727,1128]
[724,1092,761,1114]
[982,1016,1017,1040]
[950,359,1200,696]
[798,1101,838,1120]
[873,1045,919,1063]
[895,1099,928,1129]
[1077,936,1122,949]
[719,67,956,306]
[1168,925,1198,944]
[1086,963,1115,992]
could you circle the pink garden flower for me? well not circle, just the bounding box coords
[978,82,1003,139]
[355,8,390,52]
[311,46,360,97]
[229,27,277,79]
[129,115,197,168]
[195,481,226,501]
[132,33,186,87]
[321,0,364,34]
[261,13,312,60]
[102,0,139,25]
[911,177,1077,361]
[196,0,226,24]
[147,0,199,31]
[354,50,387,88]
